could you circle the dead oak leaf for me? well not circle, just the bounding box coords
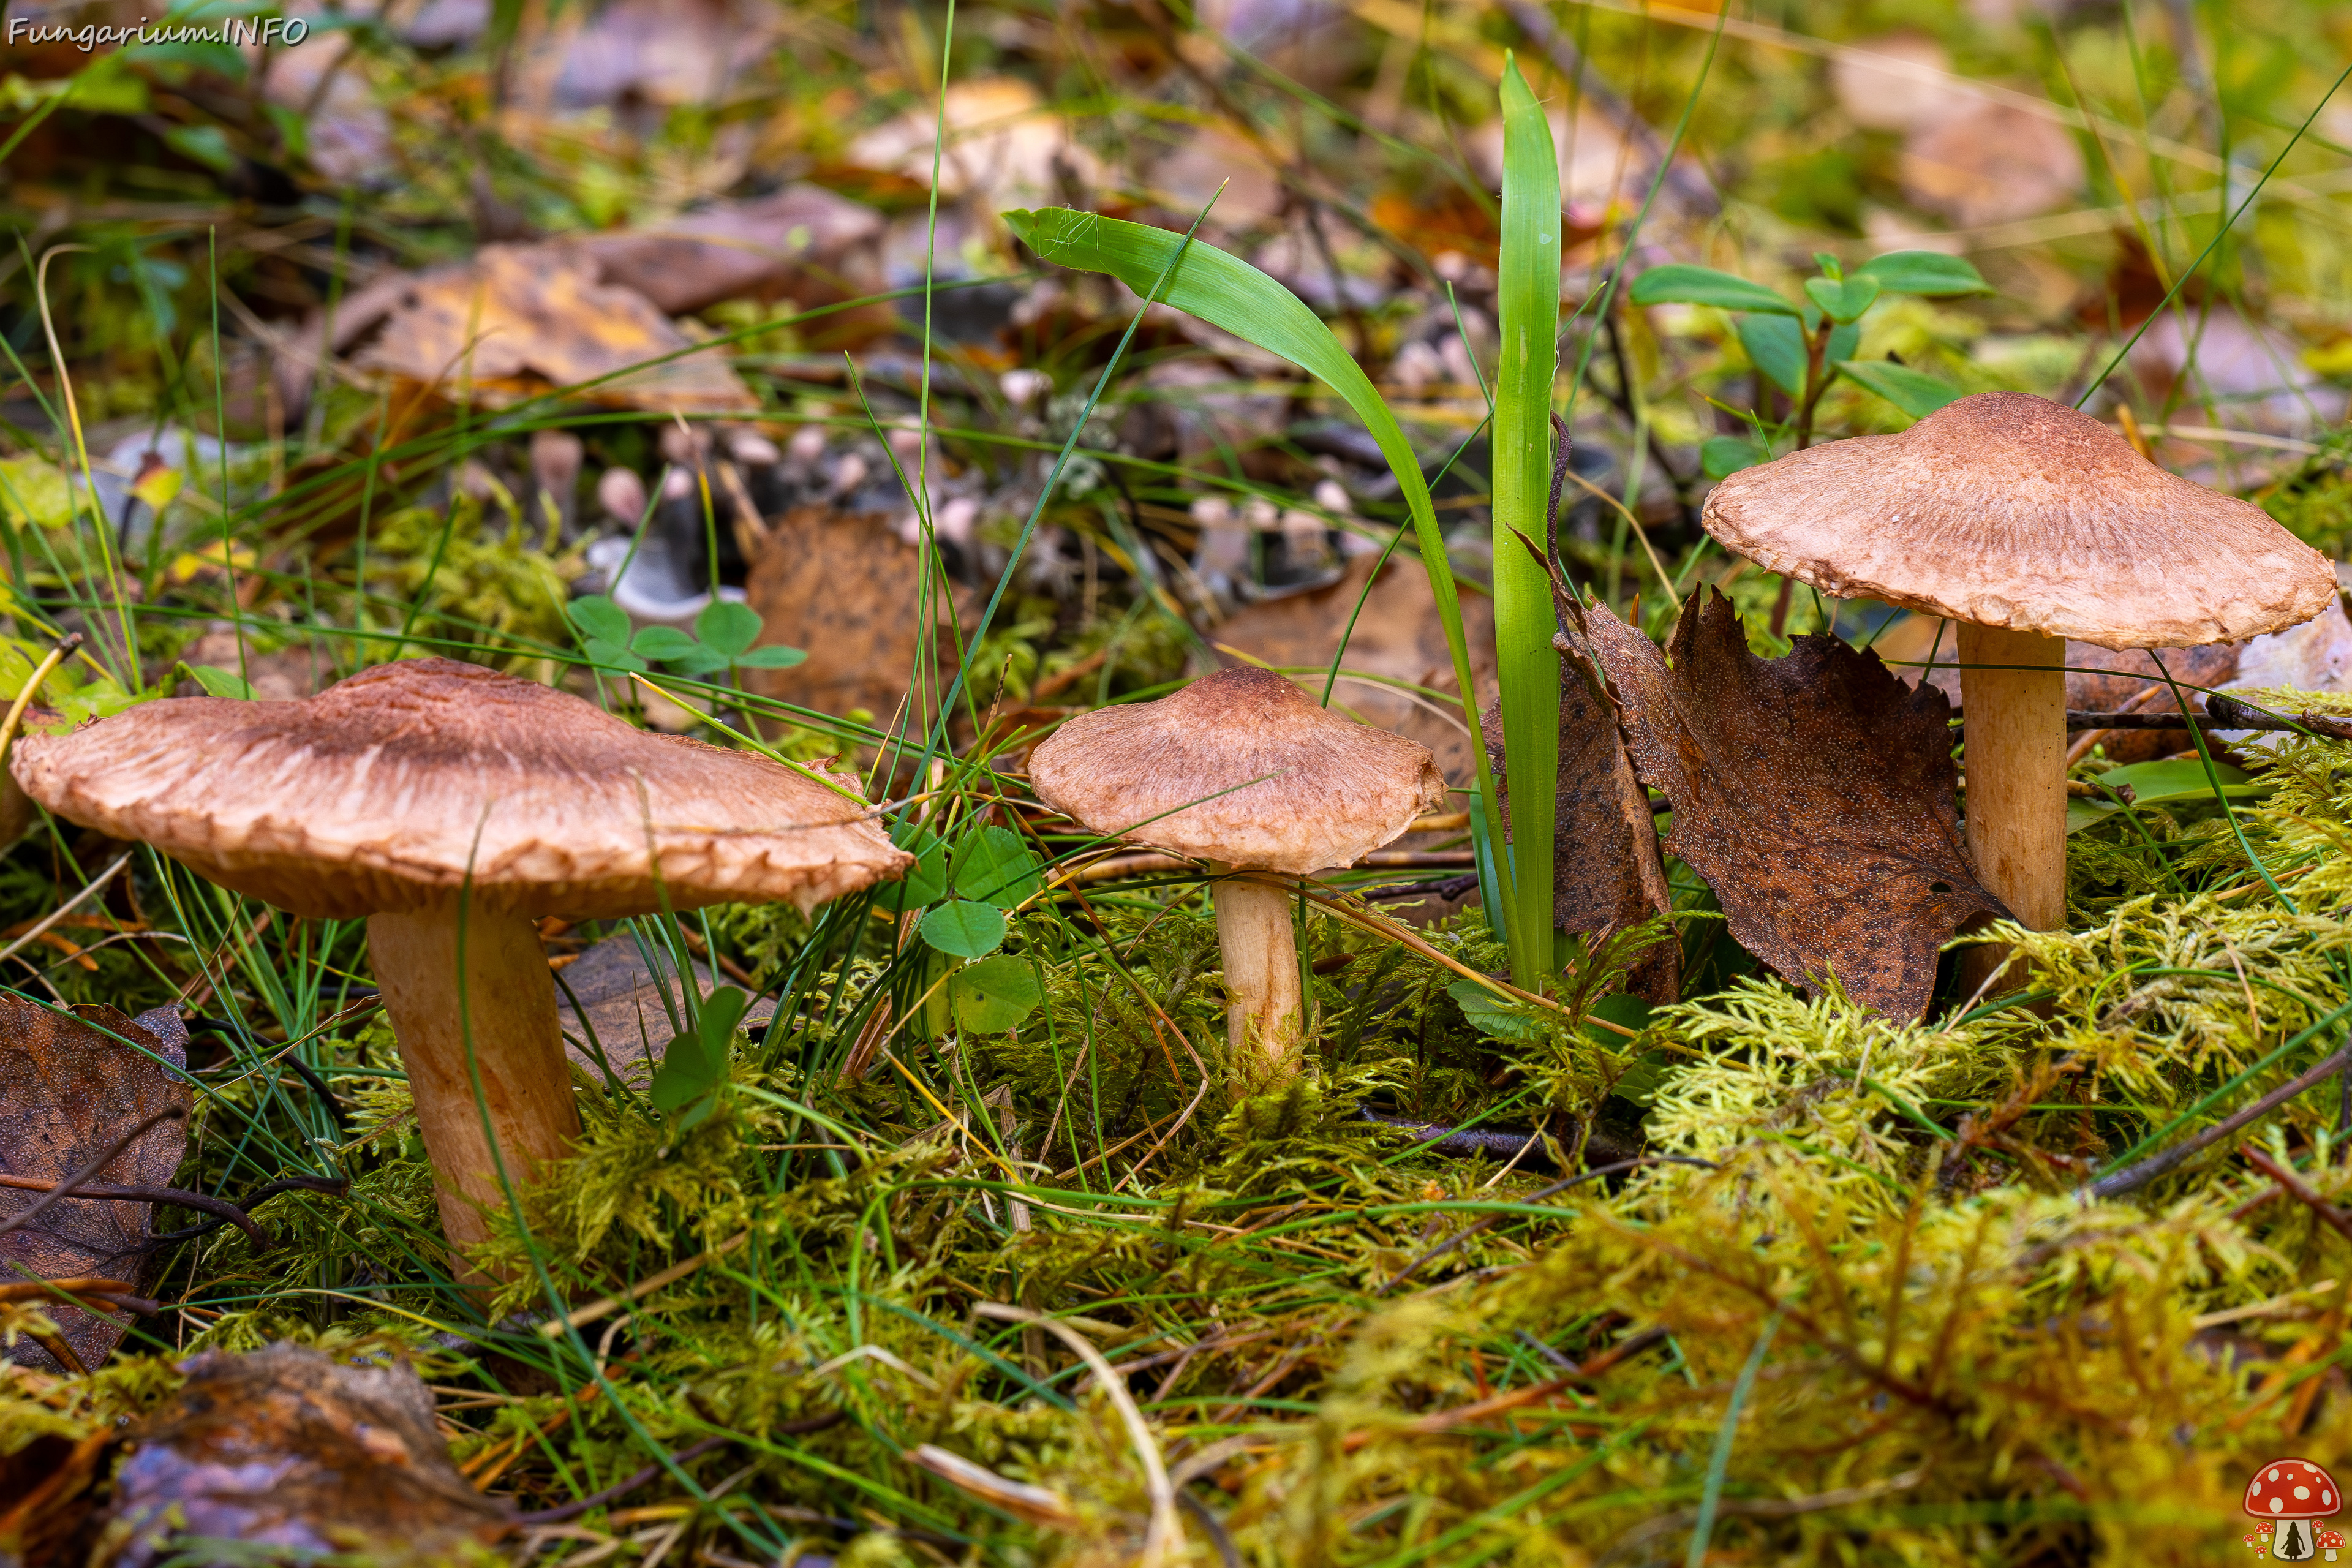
[1578,589,2006,1019]
[0,996,190,1375]
[102,1341,510,1567]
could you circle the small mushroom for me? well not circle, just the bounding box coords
[1028,666,1445,1076]
[12,658,908,1276]
[1703,391,2334,946]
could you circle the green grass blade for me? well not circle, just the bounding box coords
[1003,206,1509,910]
[1493,55,1562,990]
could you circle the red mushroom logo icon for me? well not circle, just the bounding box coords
[2246,1459,2343,1561]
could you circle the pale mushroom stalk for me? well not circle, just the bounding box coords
[368,901,581,1256]
[12,658,910,1286]
[1209,867,1303,1066]
[1955,624,2068,933]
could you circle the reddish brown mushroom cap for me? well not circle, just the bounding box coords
[11,657,910,920]
[2245,1458,2343,1520]
[1027,665,1447,875]
[1702,391,2336,650]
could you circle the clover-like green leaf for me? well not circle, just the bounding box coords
[949,956,1044,1034]
[695,600,765,658]
[631,625,701,662]
[951,825,1044,910]
[919,900,1009,959]
[568,595,631,646]
[582,637,647,673]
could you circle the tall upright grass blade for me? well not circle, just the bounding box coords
[1001,206,1513,914]
[1493,56,1562,990]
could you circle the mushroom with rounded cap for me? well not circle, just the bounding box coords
[2243,1457,2343,1562]
[1702,391,2335,948]
[10,658,910,1276]
[1027,666,1446,1075]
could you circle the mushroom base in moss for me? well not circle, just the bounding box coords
[1957,624,2067,987]
[369,900,582,1280]
[1213,870,1303,1076]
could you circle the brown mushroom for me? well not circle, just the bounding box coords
[1028,666,1445,1076]
[1702,391,2334,950]
[11,658,908,1276]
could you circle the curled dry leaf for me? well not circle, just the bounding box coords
[0,995,190,1375]
[1482,671,1679,1004]
[1575,590,2007,1019]
[354,245,755,413]
[100,1341,511,1567]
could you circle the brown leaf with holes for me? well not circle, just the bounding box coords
[1482,666,1679,1004]
[1577,589,2007,1019]
[101,1341,511,1566]
[0,995,190,1374]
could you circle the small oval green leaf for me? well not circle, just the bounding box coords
[949,955,1044,1033]
[568,595,632,646]
[695,599,765,657]
[920,900,1009,959]
[1627,264,1800,317]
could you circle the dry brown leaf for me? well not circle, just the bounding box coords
[355,246,754,413]
[1483,668,1679,1005]
[102,1341,511,1566]
[1207,552,1496,788]
[1578,590,2005,1019]
[576,185,886,315]
[743,505,972,731]
[1899,102,2085,230]
[556,935,778,1088]
[0,996,189,1375]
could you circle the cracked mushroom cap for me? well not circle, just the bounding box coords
[1027,665,1447,875]
[2246,1458,2343,1521]
[1701,391,2336,650]
[10,657,910,920]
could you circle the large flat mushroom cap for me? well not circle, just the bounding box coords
[1701,391,2336,650]
[11,658,910,920]
[1028,666,1447,875]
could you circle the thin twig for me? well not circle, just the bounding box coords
[2240,1146,2352,1246]
[0,1105,187,1242]
[0,1170,273,1250]
[2088,1044,2352,1199]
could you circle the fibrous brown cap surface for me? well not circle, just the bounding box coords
[1702,391,2335,650]
[12,658,909,920]
[1028,666,1447,874]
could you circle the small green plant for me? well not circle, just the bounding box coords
[1627,249,1993,472]
[565,594,807,677]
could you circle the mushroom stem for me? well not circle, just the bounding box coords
[1211,871,1303,1075]
[369,902,581,1280]
[1959,623,2068,962]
